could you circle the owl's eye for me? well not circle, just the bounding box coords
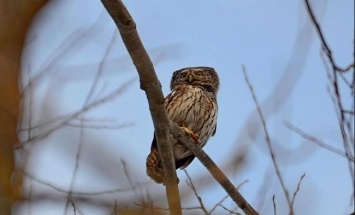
[181,74,187,79]
[196,72,204,78]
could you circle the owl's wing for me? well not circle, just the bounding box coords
[176,155,195,170]
[150,134,158,151]
[150,134,196,170]
[212,124,217,136]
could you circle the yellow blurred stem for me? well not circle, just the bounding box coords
[0,0,48,213]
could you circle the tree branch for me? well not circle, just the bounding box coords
[100,0,182,214]
[304,0,353,73]
[169,122,259,215]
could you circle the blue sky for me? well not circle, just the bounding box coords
[16,0,354,214]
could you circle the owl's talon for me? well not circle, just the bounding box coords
[181,126,200,143]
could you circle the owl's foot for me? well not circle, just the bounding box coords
[181,126,200,143]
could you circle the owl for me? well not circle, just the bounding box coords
[146,67,219,184]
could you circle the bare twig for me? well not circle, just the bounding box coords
[64,121,134,129]
[70,199,77,215]
[306,0,355,189]
[22,77,136,145]
[290,173,306,212]
[169,122,259,215]
[304,0,352,73]
[112,199,118,215]
[209,180,248,214]
[65,31,118,213]
[241,65,292,212]
[121,159,135,189]
[184,170,209,215]
[210,195,229,214]
[284,121,352,161]
[272,195,276,215]
[219,204,241,215]
[100,0,181,214]
[24,171,135,195]
[135,203,201,211]
[27,178,33,215]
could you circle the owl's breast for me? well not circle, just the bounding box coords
[165,86,217,139]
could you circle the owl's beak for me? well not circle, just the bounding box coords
[188,74,194,83]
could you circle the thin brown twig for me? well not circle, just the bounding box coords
[290,173,306,211]
[100,0,182,214]
[112,199,118,215]
[135,203,201,211]
[210,195,229,215]
[304,0,352,73]
[241,65,292,213]
[272,195,276,215]
[24,171,135,195]
[27,178,33,215]
[218,204,241,215]
[209,180,249,214]
[284,121,352,161]
[184,170,209,215]
[64,121,134,129]
[70,199,77,215]
[121,159,134,189]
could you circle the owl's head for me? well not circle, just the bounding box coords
[170,67,219,93]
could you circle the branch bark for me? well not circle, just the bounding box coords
[100,0,182,214]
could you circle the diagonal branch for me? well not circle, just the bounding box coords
[169,122,259,215]
[100,0,182,214]
[241,65,291,213]
[284,121,353,161]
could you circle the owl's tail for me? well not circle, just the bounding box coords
[146,148,165,184]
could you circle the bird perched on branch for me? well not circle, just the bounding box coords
[146,67,219,184]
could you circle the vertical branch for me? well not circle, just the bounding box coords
[241,65,292,213]
[0,1,48,213]
[100,0,182,214]
[304,0,354,187]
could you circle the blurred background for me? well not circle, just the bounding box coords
[5,0,354,214]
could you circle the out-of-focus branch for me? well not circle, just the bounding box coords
[241,65,292,213]
[100,0,182,214]
[169,122,259,215]
[284,121,353,161]
[0,0,48,214]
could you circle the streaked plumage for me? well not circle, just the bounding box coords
[146,67,219,184]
